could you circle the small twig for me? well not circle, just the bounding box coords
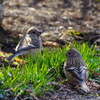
[88,69,100,77]
[89,35,100,43]
[30,94,40,100]
[24,97,30,100]
[14,95,22,100]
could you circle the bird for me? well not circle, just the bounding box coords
[7,27,43,60]
[63,48,89,93]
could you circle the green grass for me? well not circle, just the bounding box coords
[0,42,100,98]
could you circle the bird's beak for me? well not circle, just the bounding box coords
[38,30,43,35]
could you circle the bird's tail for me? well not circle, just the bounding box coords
[7,52,23,61]
[78,81,89,94]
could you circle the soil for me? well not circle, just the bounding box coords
[0,0,100,99]
[1,0,100,53]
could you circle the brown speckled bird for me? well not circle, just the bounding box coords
[7,27,43,60]
[63,48,89,93]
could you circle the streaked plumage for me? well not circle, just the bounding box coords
[63,48,89,93]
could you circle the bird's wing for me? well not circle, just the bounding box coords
[7,44,38,60]
[16,34,33,51]
[16,44,39,53]
[16,33,39,52]
[15,34,27,51]
[65,66,87,81]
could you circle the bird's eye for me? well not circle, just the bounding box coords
[68,52,71,55]
[32,31,36,33]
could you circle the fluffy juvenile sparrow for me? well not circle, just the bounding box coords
[63,48,89,93]
[7,27,43,60]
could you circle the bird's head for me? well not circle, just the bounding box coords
[66,48,82,58]
[27,27,42,36]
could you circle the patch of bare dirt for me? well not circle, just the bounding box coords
[0,0,100,53]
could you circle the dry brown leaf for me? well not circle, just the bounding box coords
[43,41,60,47]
